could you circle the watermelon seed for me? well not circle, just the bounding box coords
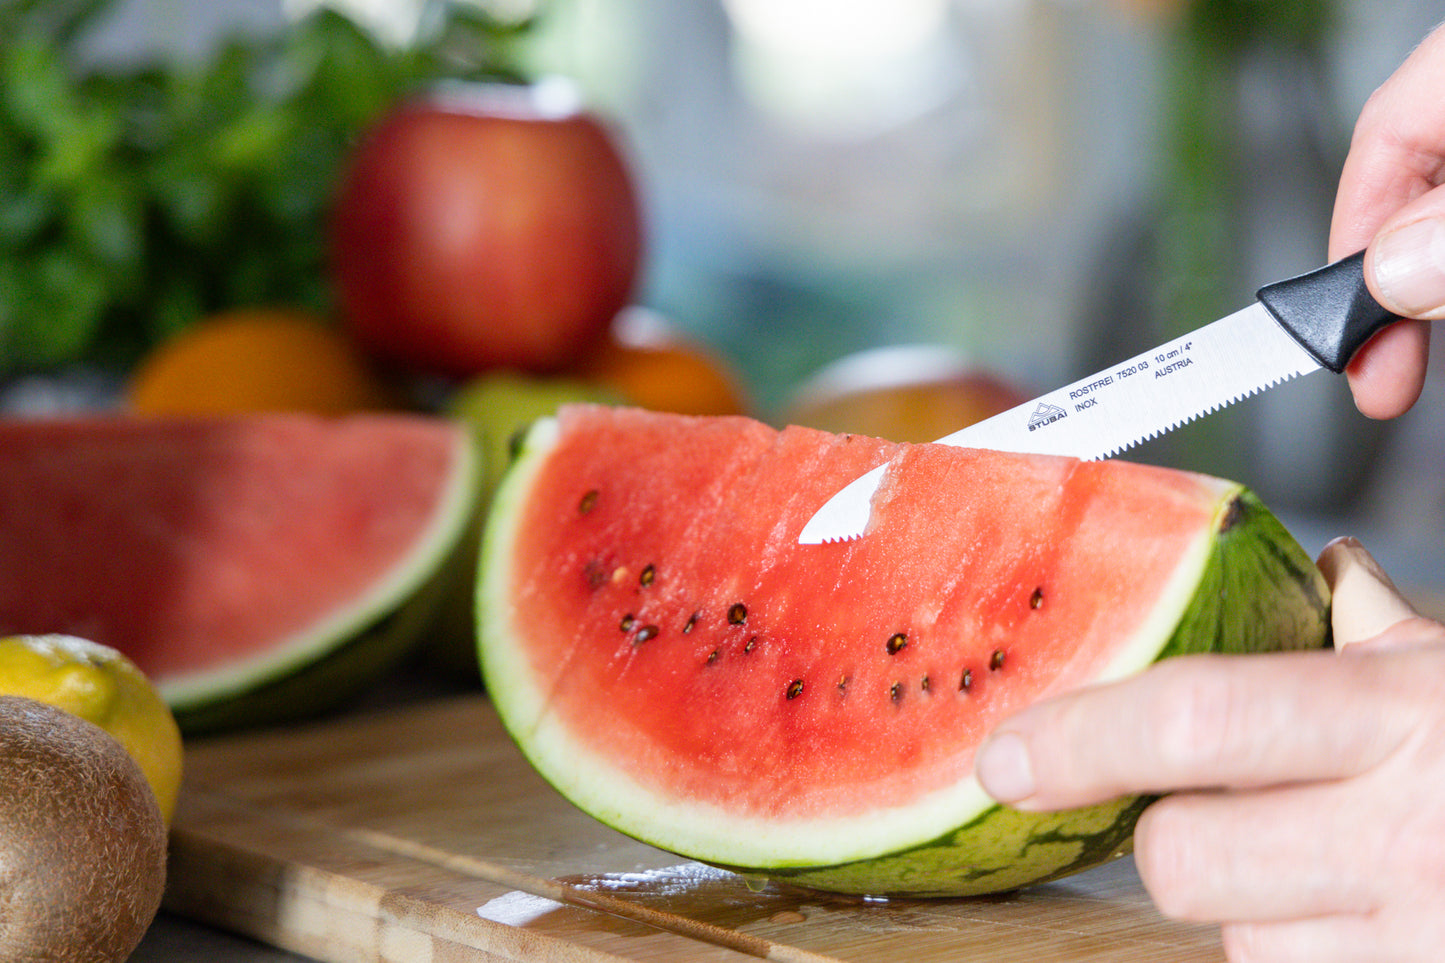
[706,648,721,665]
[1029,587,1044,609]
[728,603,748,625]
[633,624,659,645]
[639,564,656,587]
[786,679,805,700]
[890,682,903,703]
[920,674,931,692]
[886,632,908,655]
[683,612,699,634]
[578,489,599,514]
[619,614,636,632]
[584,561,607,589]
[837,675,848,694]
[990,649,1006,671]
[959,668,974,692]
[744,636,758,654]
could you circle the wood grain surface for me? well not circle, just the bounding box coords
[163,693,1224,962]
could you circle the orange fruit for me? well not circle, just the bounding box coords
[576,326,750,417]
[783,344,1028,443]
[127,309,400,417]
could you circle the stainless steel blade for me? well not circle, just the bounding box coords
[797,301,1322,544]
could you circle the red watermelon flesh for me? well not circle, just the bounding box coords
[0,414,476,724]
[481,406,1326,894]
[503,412,1220,814]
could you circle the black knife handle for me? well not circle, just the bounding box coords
[1255,250,1405,373]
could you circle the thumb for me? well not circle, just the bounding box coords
[1366,190,1445,322]
[1342,185,1445,419]
[1315,536,1421,650]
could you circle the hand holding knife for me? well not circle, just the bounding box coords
[799,251,1402,545]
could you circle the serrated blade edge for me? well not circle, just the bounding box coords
[797,301,1322,544]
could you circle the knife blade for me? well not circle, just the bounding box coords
[797,251,1402,545]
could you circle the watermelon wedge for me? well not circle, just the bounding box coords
[0,414,477,733]
[479,405,1330,897]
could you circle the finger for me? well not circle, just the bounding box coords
[1341,315,1429,419]
[1315,536,1420,649]
[1132,784,1383,922]
[1221,904,1445,963]
[1342,183,1445,417]
[976,652,1415,810]
[1347,187,1445,417]
[1329,24,1445,258]
[1345,615,1445,655]
[1366,194,1445,321]
[1329,23,1445,419]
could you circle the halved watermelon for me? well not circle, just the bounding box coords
[0,414,477,733]
[479,405,1330,896]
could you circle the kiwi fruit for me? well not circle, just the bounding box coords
[0,695,167,961]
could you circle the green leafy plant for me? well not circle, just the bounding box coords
[0,0,537,375]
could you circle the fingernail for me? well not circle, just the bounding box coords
[1373,218,1445,318]
[975,732,1036,803]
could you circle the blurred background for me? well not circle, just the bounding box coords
[4,0,1444,581]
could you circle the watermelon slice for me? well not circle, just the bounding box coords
[0,414,477,733]
[479,405,1330,897]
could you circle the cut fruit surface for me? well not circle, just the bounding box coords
[0,414,476,731]
[480,405,1329,895]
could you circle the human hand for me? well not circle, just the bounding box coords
[975,537,1445,962]
[1330,23,1445,418]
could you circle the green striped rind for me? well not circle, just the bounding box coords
[171,555,458,734]
[173,427,480,735]
[752,489,1329,897]
[1158,490,1330,660]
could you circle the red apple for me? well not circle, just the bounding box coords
[330,80,644,376]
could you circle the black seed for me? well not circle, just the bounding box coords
[886,632,908,655]
[959,668,973,691]
[619,614,636,632]
[744,636,757,654]
[1029,587,1044,610]
[639,564,656,587]
[706,649,720,665]
[990,649,1006,671]
[578,489,599,514]
[728,603,748,625]
[890,682,903,703]
[786,679,805,700]
[633,624,659,644]
[920,675,931,692]
[683,612,699,634]
[837,676,848,694]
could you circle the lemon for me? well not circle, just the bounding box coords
[0,635,183,825]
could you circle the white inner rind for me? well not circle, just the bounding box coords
[481,417,1226,869]
[160,424,479,709]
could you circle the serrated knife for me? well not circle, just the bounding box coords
[797,251,1403,545]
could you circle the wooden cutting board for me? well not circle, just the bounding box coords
[164,692,1223,962]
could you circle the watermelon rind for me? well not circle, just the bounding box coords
[170,545,460,734]
[426,373,622,679]
[162,420,477,733]
[480,413,1329,897]
[756,491,1328,896]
